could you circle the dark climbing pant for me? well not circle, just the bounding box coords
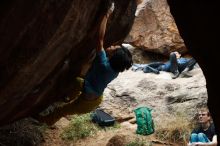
[143,62,164,74]
[169,52,179,74]
[185,58,197,71]
[35,77,103,125]
[169,53,197,73]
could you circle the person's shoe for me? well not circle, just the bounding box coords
[180,67,192,78]
[154,70,160,74]
[63,77,84,102]
[180,71,192,78]
[63,96,71,102]
[171,70,179,79]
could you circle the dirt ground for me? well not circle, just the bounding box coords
[41,117,180,146]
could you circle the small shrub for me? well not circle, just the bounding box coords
[107,134,127,146]
[61,113,99,141]
[126,138,152,146]
[0,118,45,146]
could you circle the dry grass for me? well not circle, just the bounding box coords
[0,118,45,146]
[126,137,152,146]
[154,112,193,145]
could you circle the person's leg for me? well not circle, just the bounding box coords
[180,58,197,78]
[169,52,179,79]
[148,62,165,68]
[190,133,198,143]
[179,58,196,72]
[131,64,148,71]
[65,93,103,114]
[186,58,197,71]
[35,94,103,125]
[197,133,210,143]
[34,77,84,122]
[64,77,84,102]
[143,65,159,74]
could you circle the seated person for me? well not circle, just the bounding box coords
[34,2,133,125]
[132,51,197,79]
[188,107,217,146]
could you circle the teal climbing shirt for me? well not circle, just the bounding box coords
[84,50,119,96]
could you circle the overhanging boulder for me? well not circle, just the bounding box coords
[0,0,137,125]
[168,0,220,139]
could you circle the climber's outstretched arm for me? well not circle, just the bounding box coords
[97,3,114,52]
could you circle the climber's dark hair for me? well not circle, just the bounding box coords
[109,45,133,72]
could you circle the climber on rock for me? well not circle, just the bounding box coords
[34,1,133,125]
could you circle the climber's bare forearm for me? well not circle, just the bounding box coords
[97,3,114,52]
[97,14,109,52]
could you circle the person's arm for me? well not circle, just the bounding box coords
[97,3,114,52]
[206,135,218,146]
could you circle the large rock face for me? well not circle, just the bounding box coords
[167,0,220,140]
[125,0,187,55]
[101,67,207,124]
[0,0,137,125]
[1,0,220,140]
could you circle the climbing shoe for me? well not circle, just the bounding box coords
[171,70,179,79]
